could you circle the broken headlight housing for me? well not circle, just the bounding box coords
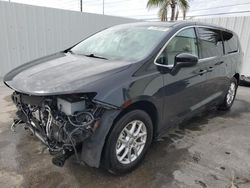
[11,92,112,166]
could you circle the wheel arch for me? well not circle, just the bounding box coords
[113,100,158,138]
[100,99,159,169]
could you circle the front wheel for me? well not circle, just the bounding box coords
[103,110,153,174]
[218,77,238,111]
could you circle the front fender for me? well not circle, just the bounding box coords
[93,70,164,108]
[80,109,120,167]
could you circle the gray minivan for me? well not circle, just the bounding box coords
[4,21,242,174]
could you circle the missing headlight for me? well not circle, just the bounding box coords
[57,97,86,115]
[10,92,115,167]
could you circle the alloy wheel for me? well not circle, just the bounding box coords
[115,120,147,164]
[226,82,236,105]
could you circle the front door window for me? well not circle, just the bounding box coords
[156,28,198,66]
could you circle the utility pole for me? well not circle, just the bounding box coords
[80,0,82,12]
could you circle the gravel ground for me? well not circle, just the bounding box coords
[0,82,250,188]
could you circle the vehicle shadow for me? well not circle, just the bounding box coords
[239,81,250,87]
[65,140,189,188]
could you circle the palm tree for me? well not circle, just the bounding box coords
[158,1,169,21]
[147,0,189,21]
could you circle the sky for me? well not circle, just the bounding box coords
[3,0,250,20]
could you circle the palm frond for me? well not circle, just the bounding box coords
[147,0,190,21]
[178,0,189,11]
[158,1,169,21]
[178,0,189,19]
[147,0,168,8]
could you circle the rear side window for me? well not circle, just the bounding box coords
[223,31,238,54]
[197,27,223,58]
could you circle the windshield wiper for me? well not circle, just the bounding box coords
[84,53,108,60]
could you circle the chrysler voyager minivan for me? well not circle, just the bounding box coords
[4,21,242,174]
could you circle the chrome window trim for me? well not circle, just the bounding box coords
[198,56,218,63]
[154,62,174,68]
[154,25,240,68]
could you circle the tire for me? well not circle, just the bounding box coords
[103,110,153,174]
[218,77,238,111]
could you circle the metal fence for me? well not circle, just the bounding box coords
[0,1,136,77]
[1,1,249,77]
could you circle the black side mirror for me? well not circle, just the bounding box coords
[174,53,198,67]
[171,53,198,75]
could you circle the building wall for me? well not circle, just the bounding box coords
[0,1,136,77]
[195,16,250,76]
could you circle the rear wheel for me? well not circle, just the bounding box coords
[103,110,153,174]
[218,77,238,110]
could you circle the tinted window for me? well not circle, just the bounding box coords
[223,31,238,54]
[197,28,223,58]
[156,28,198,65]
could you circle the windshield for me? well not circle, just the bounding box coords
[70,25,168,61]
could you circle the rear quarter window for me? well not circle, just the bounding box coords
[197,27,224,58]
[222,31,238,54]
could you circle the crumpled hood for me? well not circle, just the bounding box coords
[4,52,132,95]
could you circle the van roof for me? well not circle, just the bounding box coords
[121,21,233,33]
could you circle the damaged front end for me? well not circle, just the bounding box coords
[11,91,117,167]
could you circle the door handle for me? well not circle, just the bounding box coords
[207,67,214,72]
[199,69,207,75]
[215,61,224,66]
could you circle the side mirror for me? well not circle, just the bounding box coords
[174,53,198,68]
[155,53,198,74]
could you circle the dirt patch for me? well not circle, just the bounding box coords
[3,95,12,103]
[0,170,24,187]
[21,170,65,188]
[0,140,11,149]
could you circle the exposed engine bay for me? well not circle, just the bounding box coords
[11,92,116,167]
